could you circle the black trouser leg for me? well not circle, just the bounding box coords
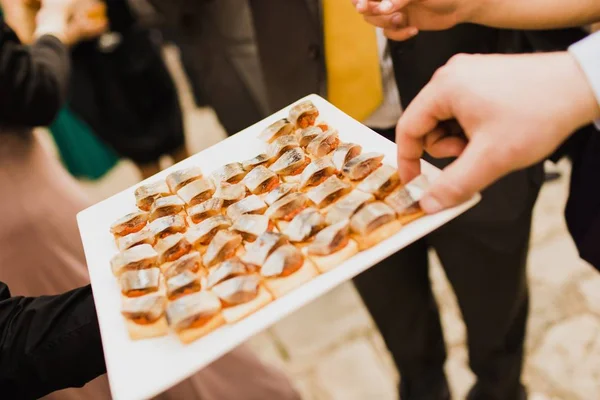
[426,160,540,400]
[353,239,449,400]
[430,221,531,400]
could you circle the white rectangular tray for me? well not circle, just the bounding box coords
[77,94,480,400]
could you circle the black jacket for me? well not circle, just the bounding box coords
[0,281,105,398]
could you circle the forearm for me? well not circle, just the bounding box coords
[0,284,106,398]
[470,0,600,30]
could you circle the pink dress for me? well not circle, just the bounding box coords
[0,131,299,400]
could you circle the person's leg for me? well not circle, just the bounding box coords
[431,228,529,400]
[427,166,541,400]
[174,0,268,136]
[353,239,450,400]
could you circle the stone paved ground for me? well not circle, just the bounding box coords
[68,47,600,399]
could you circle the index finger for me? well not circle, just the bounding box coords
[395,121,425,183]
[396,77,454,181]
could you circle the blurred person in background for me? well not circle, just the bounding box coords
[62,0,190,180]
[0,0,112,397]
[132,0,270,136]
[0,1,300,399]
[148,1,544,398]
[45,0,190,181]
[48,2,120,182]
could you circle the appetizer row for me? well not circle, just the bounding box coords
[110,231,315,343]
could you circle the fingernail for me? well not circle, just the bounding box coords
[408,27,419,36]
[378,1,392,12]
[391,14,403,26]
[420,195,443,214]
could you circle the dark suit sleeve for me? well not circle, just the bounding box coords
[146,0,210,29]
[0,281,106,399]
[0,20,70,127]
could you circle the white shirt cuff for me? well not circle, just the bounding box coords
[569,32,600,130]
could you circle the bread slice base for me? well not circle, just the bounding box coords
[125,316,169,340]
[352,219,403,250]
[397,210,426,225]
[264,259,319,298]
[176,313,226,344]
[221,285,273,324]
[305,239,359,273]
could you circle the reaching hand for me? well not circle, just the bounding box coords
[352,0,478,40]
[395,52,600,213]
[352,0,600,39]
[34,0,107,45]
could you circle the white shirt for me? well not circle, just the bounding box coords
[569,31,600,129]
[362,28,403,129]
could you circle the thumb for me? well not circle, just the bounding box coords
[419,135,508,213]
